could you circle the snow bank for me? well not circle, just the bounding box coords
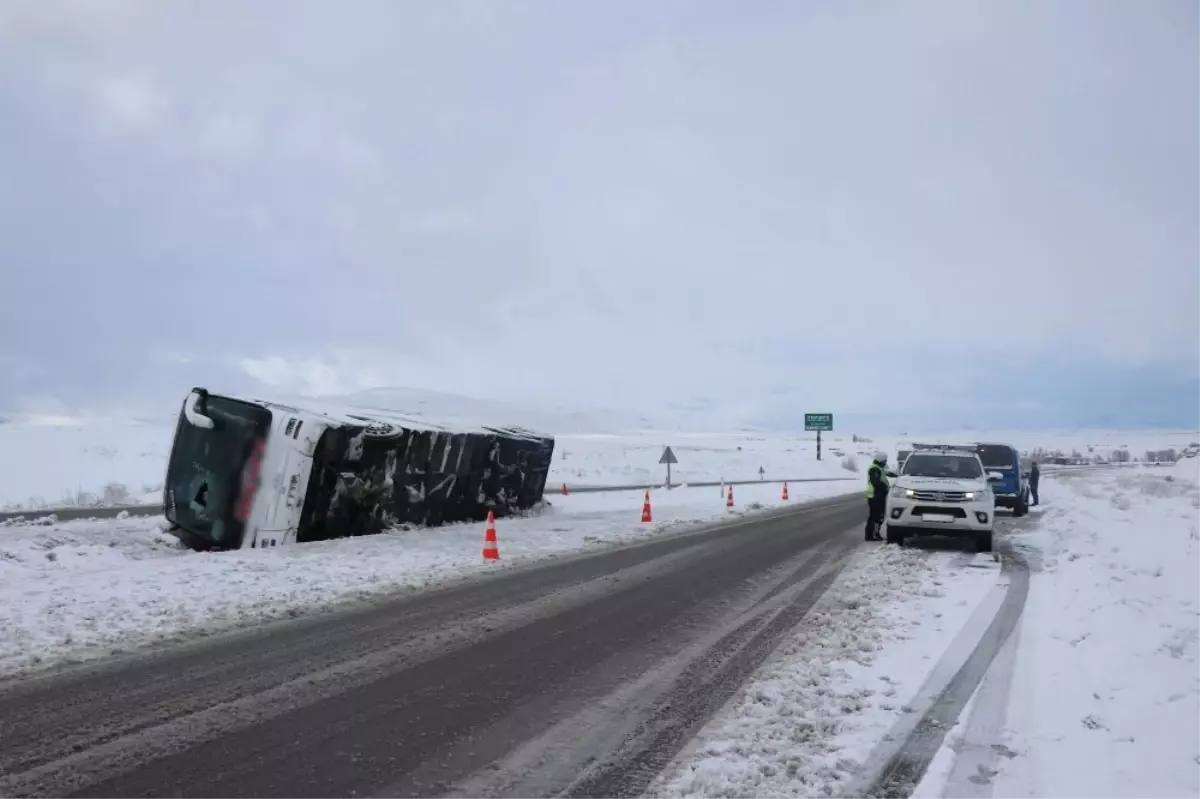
[650,544,1003,798]
[915,468,1200,798]
[1170,454,1199,486]
[0,480,855,679]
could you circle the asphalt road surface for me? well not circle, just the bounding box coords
[0,494,867,798]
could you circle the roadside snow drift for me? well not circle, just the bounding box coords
[1170,453,1199,486]
[0,481,855,679]
[915,467,1200,799]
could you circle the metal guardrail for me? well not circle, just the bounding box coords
[0,476,858,524]
[1039,462,1166,472]
[0,503,164,523]
[553,476,856,494]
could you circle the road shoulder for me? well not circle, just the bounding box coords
[649,540,1006,798]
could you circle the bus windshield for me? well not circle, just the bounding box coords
[163,394,271,547]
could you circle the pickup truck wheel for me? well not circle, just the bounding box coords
[1013,497,1028,518]
[886,525,904,545]
[974,530,993,552]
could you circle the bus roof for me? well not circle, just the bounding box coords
[203,389,553,441]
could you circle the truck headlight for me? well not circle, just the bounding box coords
[965,491,977,500]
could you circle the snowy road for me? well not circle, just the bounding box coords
[1,485,1115,799]
[1,494,869,798]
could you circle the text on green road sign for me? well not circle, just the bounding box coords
[804,413,833,431]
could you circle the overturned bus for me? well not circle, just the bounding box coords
[162,387,555,551]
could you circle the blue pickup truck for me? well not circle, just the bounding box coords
[974,442,1030,517]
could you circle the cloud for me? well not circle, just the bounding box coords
[0,0,1195,429]
[91,72,166,130]
[195,111,261,158]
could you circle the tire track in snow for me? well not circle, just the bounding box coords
[844,544,1031,798]
[939,610,1023,797]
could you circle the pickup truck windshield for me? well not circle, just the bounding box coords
[903,454,983,479]
[163,395,270,546]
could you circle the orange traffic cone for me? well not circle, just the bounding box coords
[726,485,735,511]
[782,481,789,501]
[641,490,653,523]
[482,511,500,560]
[561,483,569,495]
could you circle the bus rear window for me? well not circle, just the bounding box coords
[163,395,271,547]
[976,445,1018,469]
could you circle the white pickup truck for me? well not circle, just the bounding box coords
[884,444,1005,552]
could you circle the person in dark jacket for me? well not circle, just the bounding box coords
[865,452,890,541]
[1029,461,1040,506]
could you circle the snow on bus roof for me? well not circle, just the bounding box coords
[319,402,549,441]
[212,388,552,440]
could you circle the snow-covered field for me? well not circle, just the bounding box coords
[0,479,854,679]
[0,419,170,510]
[551,432,852,487]
[914,459,1200,799]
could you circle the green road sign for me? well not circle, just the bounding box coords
[804,413,833,432]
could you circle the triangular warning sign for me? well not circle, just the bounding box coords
[659,446,678,465]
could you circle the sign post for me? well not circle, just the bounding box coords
[659,445,678,489]
[804,413,834,461]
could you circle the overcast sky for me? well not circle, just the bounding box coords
[0,0,1196,430]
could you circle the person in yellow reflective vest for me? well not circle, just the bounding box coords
[865,452,890,541]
